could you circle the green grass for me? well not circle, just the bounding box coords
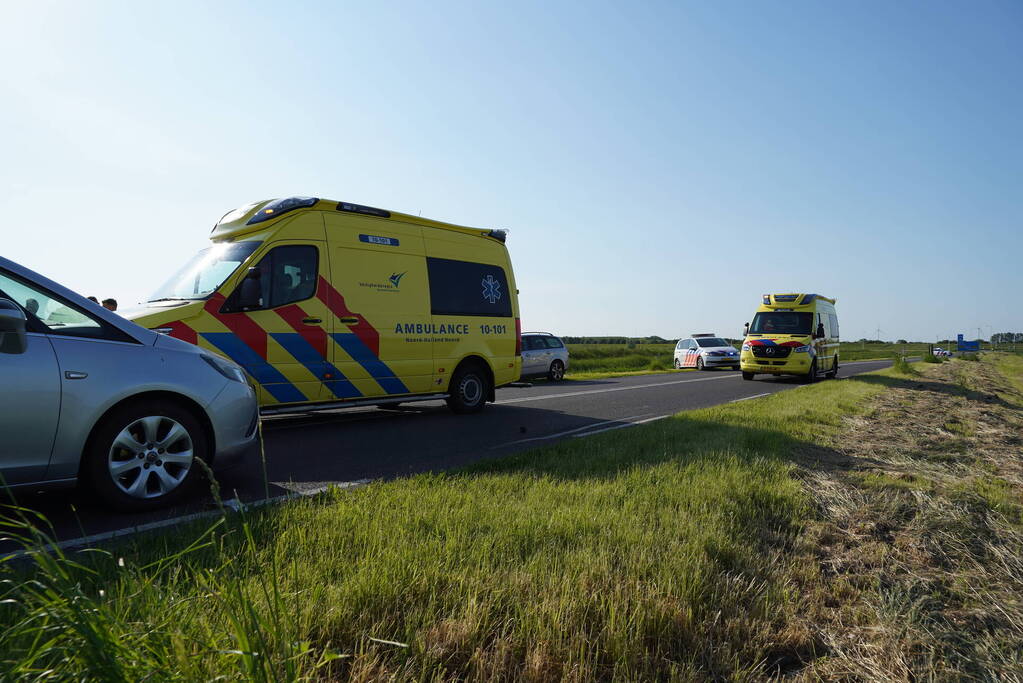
[562,341,931,379]
[0,369,889,680]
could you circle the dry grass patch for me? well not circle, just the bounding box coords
[787,355,1023,679]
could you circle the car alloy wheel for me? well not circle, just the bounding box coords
[548,360,565,381]
[674,358,682,369]
[696,356,705,370]
[107,415,194,499]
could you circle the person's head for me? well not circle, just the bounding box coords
[87,296,98,304]
[25,298,39,315]
[101,298,117,311]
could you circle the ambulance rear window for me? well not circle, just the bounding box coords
[427,257,512,318]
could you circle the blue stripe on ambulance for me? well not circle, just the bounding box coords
[330,333,410,395]
[269,333,362,399]
[201,332,308,404]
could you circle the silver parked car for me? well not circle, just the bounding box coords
[0,256,259,511]
[520,332,570,381]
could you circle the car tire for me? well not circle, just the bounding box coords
[674,358,682,369]
[696,357,705,371]
[446,362,491,414]
[826,358,838,379]
[84,399,209,512]
[547,360,566,381]
[742,371,755,381]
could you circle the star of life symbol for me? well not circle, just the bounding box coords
[481,274,502,304]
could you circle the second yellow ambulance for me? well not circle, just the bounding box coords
[128,197,521,414]
[740,293,839,382]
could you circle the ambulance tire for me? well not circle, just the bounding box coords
[548,360,566,382]
[84,399,210,512]
[696,357,705,371]
[447,362,491,414]
[826,358,838,379]
[742,372,755,381]
[805,359,818,384]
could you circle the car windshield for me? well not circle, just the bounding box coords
[695,337,729,348]
[149,242,260,302]
[749,312,813,335]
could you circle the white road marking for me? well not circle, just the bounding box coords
[498,373,741,404]
[571,413,674,437]
[729,392,771,403]
[4,479,374,560]
[492,414,653,448]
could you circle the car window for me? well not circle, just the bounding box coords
[544,337,564,349]
[522,336,539,351]
[0,270,134,342]
[695,337,729,348]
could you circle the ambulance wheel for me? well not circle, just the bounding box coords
[84,399,209,511]
[674,358,682,369]
[826,358,838,379]
[447,363,490,414]
[696,357,705,371]
[547,360,565,382]
[805,359,818,384]
[742,372,755,381]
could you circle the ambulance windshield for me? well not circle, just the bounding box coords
[148,242,261,302]
[748,312,812,335]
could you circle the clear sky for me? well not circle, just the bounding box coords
[2,1,1020,341]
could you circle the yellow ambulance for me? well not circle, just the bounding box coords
[739,293,839,382]
[128,197,521,414]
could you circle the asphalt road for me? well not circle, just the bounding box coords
[4,359,896,550]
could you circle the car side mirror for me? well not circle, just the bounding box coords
[0,299,28,354]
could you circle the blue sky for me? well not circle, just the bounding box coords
[2,0,1019,341]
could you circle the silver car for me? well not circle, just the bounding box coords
[520,332,570,381]
[0,256,259,511]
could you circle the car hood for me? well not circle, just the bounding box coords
[124,300,206,331]
[701,345,738,353]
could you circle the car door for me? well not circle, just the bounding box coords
[219,242,333,405]
[0,275,65,484]
[520,336,540,374]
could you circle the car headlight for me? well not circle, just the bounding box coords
[201,353,248,383]
[794,345,811,353]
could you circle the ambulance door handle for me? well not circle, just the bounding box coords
[302,318,322,325]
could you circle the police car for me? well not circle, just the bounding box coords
[674,333,740,370]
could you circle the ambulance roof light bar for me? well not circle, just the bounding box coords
[246,197,318,225]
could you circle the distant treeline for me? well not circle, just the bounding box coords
[992,332,1023,343]
[561,336,673,345]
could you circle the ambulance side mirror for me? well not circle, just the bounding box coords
[232,267,263,311]
[743,322,749,336]
[0,299,28,355]
[815,323,825,339]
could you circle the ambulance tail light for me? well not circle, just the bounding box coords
[515,318,522,356]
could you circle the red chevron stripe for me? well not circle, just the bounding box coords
[316,276,380,356]
[164,320,198,346]
[274,303,328,359]
[204,292,268,359]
